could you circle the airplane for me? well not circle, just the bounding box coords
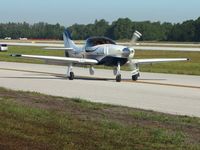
[11,30,189,82]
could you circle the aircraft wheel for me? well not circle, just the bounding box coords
[116,74,121,82]
[132,73,139,81]
[69,72,75,80]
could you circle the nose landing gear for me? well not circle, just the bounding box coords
[67,63,75,80]
[116,74,121,82]
[131,63,140,81]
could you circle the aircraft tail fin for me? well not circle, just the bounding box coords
[63,29,79,57]
[63,29,78,49]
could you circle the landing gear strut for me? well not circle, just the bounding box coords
[67,63,75,80]
[115,62,121,82]
[131,63,140,81]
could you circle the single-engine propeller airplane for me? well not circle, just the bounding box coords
[11,30,189,82]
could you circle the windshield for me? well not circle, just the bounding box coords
[86,37,116,47]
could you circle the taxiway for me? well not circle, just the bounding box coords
[0,62,200,117]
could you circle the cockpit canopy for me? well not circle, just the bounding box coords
[85,37,116,47]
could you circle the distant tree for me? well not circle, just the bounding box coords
[194,17,200,41]
[94,19,109,36]
[109,18,133,40]
[1,17,200,41]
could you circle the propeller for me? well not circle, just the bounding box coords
[121,31,142,58]
[130,31,142,47]
[128,31,142,71]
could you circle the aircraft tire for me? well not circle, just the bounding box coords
[69,72,75,80]
[132,74,139,81]
[116,74,121,82]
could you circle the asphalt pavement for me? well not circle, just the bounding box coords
[0,62,200,117]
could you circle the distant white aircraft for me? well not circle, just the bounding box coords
[11,30,189,82]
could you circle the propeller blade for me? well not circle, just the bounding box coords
[130,31,142,46]
[128,30,142,71]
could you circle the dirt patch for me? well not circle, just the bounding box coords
[0,134,52,150]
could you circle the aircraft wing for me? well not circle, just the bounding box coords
[132,58,189,64]
[3,42,75,51]
[10,54,98,65]
[44,47,74,50]
[3,42,64,47]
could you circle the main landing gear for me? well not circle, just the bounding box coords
[66,62,140,82]
[67,64,95,80]
[131,63,140,81]
[115,62,121,82]
[114,62,140,82]
[67,63,75,80]
[69,72,75,80]
[132,73,140,81]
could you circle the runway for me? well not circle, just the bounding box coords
[0,62,200,117]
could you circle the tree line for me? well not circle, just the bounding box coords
[0,22,64,40]
[0,17,200,42]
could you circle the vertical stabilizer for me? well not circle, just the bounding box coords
[63,30,78,49]
[63,29,79,57]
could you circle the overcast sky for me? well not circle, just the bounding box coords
[0,0,200,26]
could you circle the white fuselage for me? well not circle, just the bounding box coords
[68,44,134,66]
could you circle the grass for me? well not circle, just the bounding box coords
[134,50,200,75]
[0,87,200,149]
[99,50,200,75]
[0,46,200,75]
[0,46,63,64]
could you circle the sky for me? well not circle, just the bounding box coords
[0,0,200,26]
